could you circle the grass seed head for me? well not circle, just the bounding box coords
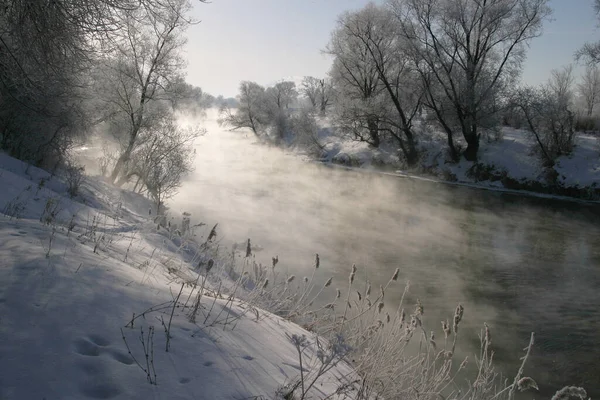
[517,377,539,392]
[391,268,399,281]
[324,277,333,287]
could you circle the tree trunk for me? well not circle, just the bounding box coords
[110,126,139,183]
[404,130,418,166]
[367,117,380,148]
[462,121,479,161]
[463,134,479,161]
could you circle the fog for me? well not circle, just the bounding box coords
[171,110,600,397]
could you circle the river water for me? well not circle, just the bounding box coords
[173,113,600,398]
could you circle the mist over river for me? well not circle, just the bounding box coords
[173,112,600,398]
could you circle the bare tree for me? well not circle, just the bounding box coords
[328,7,387,148]
[267,81,298,110]
[218,81,269,136]
[300,76,332,115]
[128,117,201,209]
[318,78,333,114]
[514,68,577,166]
[391,0,551,161]
[332,4,422,164]
[0,0,178,167]
[576,0,600,63]
[578,65,600,117]
[548,64,575,108]
[301,77,321,109]
[105,0,193,184]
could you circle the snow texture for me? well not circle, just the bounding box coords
[0,152,356,400]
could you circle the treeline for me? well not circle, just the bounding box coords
[223,0,600,169]
[0,0,212,209]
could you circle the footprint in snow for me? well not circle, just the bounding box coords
[179,377,191,384]
[105,348,134,365]
[73,336,133,365]
[73,338,101,357]
[79,383,122,399]
[87,334,110,347]
[242,355,254,361]
[203,361,214,367]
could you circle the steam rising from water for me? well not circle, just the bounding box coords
[173,109,600,397]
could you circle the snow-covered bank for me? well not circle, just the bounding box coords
[317,126,600,201]
[0,152,356,400]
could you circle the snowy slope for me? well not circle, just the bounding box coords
[0,152,357,400]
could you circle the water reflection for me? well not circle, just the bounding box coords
[174,113,600,398]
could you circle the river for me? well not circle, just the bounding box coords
[173,112,600,398]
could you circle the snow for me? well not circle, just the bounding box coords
[0,152,357,400]
[555,133,600,187]
[315,121,600,198]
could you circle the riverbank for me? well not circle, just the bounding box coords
[314,125,600,202]
[0,151,357,399]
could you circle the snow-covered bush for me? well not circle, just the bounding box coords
[65,162,85,198]
[514,86,576,166]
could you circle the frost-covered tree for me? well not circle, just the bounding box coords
[103,0,193,184]
[267,81,298,111]
[328,9,386,148]
[300,77,332,114]
[331,4,422,164]
[576,0,600,63]
[219,81,269,136]
[390,0,551,161]
[514,67,577,166]
[127,117,202,209]
[0,0,113,167]
[578,65,600,117]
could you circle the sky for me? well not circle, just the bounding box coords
[184,0,600,98]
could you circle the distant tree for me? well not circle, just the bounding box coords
[576,0,600,63]
[391,0,552,161]
[267,81,298,110]
[301,77,321,109]
[514,67,577,166]
[218,81,269,136]
[578,65,600,117]
[300,77,332,114]
[175,83,215,115]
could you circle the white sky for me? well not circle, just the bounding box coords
[184,0,599,97]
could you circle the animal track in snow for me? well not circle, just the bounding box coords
[242,355,254,361]
[87,334,110,347]
[105,348,134,365]
[179,377,191,384]
[73,338,101,356]
[74,336,127,399]
[79,383,122,399]
[203,361,214,367]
